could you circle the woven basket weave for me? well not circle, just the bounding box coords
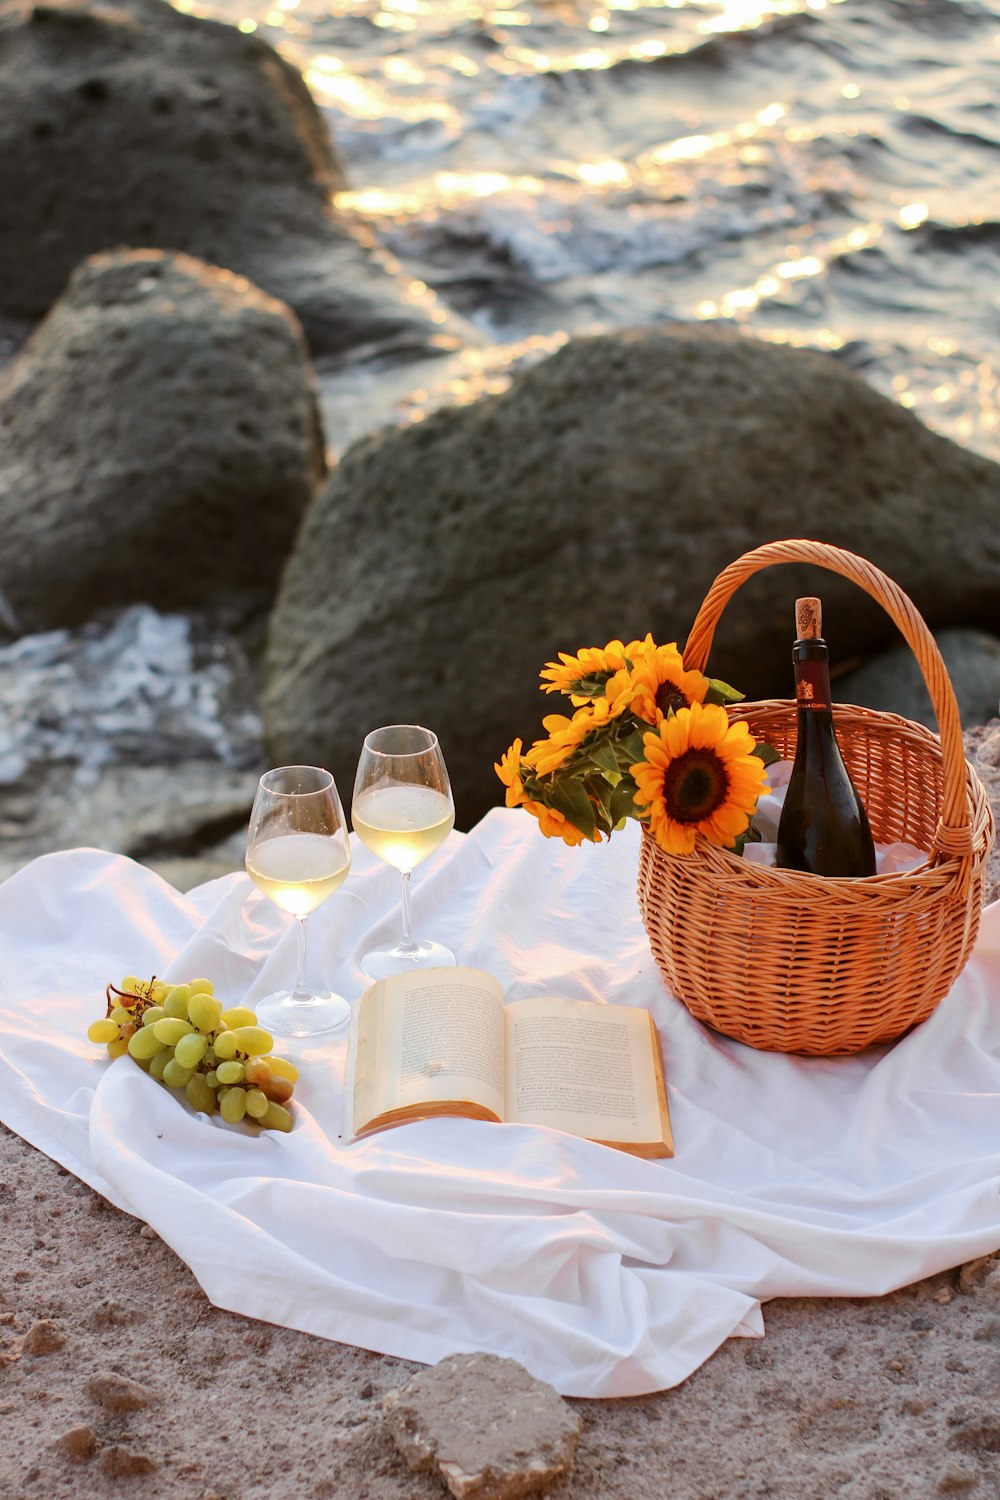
[636,539,995,1055]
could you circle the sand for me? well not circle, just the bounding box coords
[1,1118,999,1500]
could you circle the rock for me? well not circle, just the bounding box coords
[964,722,1000,907]
[58,1424,97,1462]
[0,600,263,887]
[958,1252,1000,1294]
[383,1352,581,1500]
[264,324,1000,824]
[22,1318,65,1354]
[86,1370,157,1412]
[949,1414,1000,1453]
[937,1461,978,1492]
[0,0,466,359]
[0,248,324,633]
[837,629,1000,731]
[100,1445,156,1476]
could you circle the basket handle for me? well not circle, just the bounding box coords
[682,538,973,859]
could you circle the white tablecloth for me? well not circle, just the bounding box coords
[1,809,999,1398]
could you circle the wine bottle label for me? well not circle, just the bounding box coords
[793,660,832,711]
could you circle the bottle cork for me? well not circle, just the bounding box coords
[795,596,822,640]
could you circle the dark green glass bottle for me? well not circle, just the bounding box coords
[775,596,876,878]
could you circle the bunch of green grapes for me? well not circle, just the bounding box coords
[87,975,297,1132]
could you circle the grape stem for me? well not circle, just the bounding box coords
[104,977,157,1020]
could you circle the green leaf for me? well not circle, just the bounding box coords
[586,737,622,777]
[703,677,745,706]
[609,778,640,825]
[567,670,615,701]
[546,774,597,839]
[616,731,649,769]
[751,740,782,767]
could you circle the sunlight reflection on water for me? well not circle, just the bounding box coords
[177,0,999,459]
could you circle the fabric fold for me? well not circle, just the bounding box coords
[1,812,998,1397]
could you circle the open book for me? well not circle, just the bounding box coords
[348,966,673,1158]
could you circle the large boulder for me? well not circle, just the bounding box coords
[264,324,1000,825]
[0,248,325,631]
[837,629,1000,733]
[0,0,466,358]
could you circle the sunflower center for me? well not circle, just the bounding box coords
[655,682,691,717]
[662,748,730,824]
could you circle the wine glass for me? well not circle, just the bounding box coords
[352,725,456,979]
[245,765,353,1037]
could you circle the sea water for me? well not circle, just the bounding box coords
[186,0,1000,461]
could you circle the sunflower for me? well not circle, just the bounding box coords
[525,703,614,777]
[608,643,710,726]
[540,636,652,702]
[494,739,528,808]
[631,702,767,855]
[522,798,600,847]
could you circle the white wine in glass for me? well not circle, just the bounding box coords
[352,725,456,979]
[246,765,352,1036]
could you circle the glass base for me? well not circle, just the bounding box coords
[359,939,456,981]
[254,989,351,1038]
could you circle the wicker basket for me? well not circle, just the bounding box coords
[636,539,995,1055]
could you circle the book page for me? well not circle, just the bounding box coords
[504,997,671,1153]
[352,967,507,1135]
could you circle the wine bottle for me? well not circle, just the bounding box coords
[775,596,877,878]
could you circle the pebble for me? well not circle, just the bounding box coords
[22,1318,65,1355]
[384,1352,581,1500]
[89,1298,137,1329]
[938,1460,979,1491]
[140,1223,159,1240]
[86,1370,158,1412]
[958,1254,999,1293]
[100,1445,156,1476]
[59,1424,97,1462]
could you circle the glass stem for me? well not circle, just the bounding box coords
[292,914,311,1002]
[398,870,418,955]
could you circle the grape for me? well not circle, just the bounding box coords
[163,985,192,1019]
[262,1102,293,1133]
[261,1075,294,1105]
[220,1006,257,1030]
[231,1026,273,1058]
[174,1033,208,1069]
[162,1058,195,1089]
[153,1017,194,1046]
[91,973,295,1134]
[188,993,222,1034]
[127,1028,166,1061]
[244,1088,269,1120]
[213,1031,239,1061]
[219,1087,247,1124]
[265,1056,298,1084]
[185,1074,217,1115]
